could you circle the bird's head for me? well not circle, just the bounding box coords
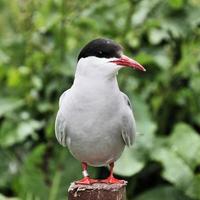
[76,38,146,78]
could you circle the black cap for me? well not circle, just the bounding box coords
[77,38,123,61]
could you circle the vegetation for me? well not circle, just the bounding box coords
[0,0,200,199]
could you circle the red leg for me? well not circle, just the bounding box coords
[101,163,125,184]
[75,162,98,185]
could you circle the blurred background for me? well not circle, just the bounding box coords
[0,0,200,199]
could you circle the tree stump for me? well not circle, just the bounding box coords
[68,182,127,200]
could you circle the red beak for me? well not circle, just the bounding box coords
[110,55,146,71]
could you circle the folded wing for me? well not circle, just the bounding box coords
[55,90,70,147]
[121,92,136,147]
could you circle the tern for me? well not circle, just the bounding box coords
[55,38,145,184]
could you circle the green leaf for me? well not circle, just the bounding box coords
[49,172,61,200]
[131,0,160,26]
[0,194,19,200]
[169,123,200,169]
[114,147,145,176]
[134,186,192,200]
[0,120,43,147]
[134,52,155,65]
[132,96,157,152]
[151,49,172,70]
[0,50,10,64]
[168,0,184,9]
[14,145,49,199]
[0,149,18,188]
[148,28,169,45]
[186,175,200,200]
[0,98,24,117]
[151,147,193,190]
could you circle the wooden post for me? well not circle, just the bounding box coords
[68,182,127,200]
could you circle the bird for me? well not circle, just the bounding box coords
[55,38,145,184]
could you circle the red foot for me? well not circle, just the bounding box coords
[100,175,125,184]
[75,177,98,185]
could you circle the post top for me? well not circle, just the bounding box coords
[68,181,127,192]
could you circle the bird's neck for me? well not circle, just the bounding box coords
[72,74,120,94]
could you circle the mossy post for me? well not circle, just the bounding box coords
[68,182,127,200]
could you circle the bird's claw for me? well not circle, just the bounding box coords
[75,177,98,185]
[100,176,125,184]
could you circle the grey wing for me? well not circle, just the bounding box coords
[55,111,68,147]
[121,92,136,147]
[55,90,70,147]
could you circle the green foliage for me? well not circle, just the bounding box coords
[0,98,24,117]
[14,145,48,199]
[134,186,191,200]
[0,0,200,199]
[169,123,200,169]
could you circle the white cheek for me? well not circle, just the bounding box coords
[76,56,120,77]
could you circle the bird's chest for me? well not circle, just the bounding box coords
[63,90,122,134]
[72,93,120,121]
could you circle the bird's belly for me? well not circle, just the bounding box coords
[68,128,125,167]
[65,109,125,166]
